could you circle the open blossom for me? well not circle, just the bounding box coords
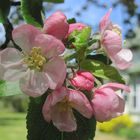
[91,83,130,122]
[100,9,133,70]
[70,71,95,91]
[42,87,93,132]
[43,11,69,40]
[0,24,66,97]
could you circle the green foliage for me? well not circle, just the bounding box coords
[27,94,96,140]
[21,0,43,27]
[44,0,64,3]
[0,80,23,96]
[0,0,11,23]
[69,27,92,49]
[67,18,76,24]
[81,59,125,84]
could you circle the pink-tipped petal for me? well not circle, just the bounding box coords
[34,34,65,58]
[43,11,69,40]
[102,30,122,55]
[20,70,49,97]
[12,24,42,53]
[99,8,112,32]
[68,89,93,118]
[51,105,77,132]
[111,49,133,70]
[44,57,66,89]
[101,83,130,93]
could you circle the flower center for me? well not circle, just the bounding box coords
[58,98,71,112]
[24,47,46,71]
[112,26,121,36]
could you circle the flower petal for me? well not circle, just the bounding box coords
[68,23,86,35]
[111,49,133,70]
[44,57,66,89]
[34,34,65,58]
[99,8,112,32]
[101,83,130,93]
[42,94,53,122]
[0,48,22,64]
[68,89,93,118]
[20,70,49,97]
[51,105,77,132]
[102,30,122,55]
[92,88,122,122]
[43,11,69,40]
[0,48,26,81]
[12,24,42,53]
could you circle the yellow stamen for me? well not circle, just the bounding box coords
[24,47,46,71]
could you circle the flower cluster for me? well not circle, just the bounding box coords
[0,9,132,132]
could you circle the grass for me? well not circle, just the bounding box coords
[0,111,26,140]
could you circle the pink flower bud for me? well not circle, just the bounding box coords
[68,23,86,35]
[70,71,95,91]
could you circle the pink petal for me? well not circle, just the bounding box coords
[111,49,133,70]
[0,48,25,81]
[0,64,5,79]
[51,105,77,132]
[68,89,93,119]
[99,8,112,32]
[20,70,49,97]
[102,30,122,55]
[50,87,67,105]
[43,11,69,40]
[42,94,53,122]
[0,48,22,64]
[101,83,130,93]
[92,88,123,122]
[34,34,65,58]
[44,57,66,89]
[12,24,42,53]
[68,23,86,35]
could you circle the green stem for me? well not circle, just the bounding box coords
[61,132,64,140]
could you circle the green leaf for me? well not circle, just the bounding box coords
[67,18,76,24]
[27,94,96,140]
[69,27,91,49]
[0,0,11,23]
[81,59,125,84]
[0,80,23,96]
[43,0,64,3]
[21,0,43,27]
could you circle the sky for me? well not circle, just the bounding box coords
[45,0,123,31]
[45,0,139,38]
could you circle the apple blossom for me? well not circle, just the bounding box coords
[0,24,66,97]
[91,83,130,122]
[42,87,93,132]
[70,71,95,91]
[99,9,133,70]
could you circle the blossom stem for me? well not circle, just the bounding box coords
[61,132,64,140]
